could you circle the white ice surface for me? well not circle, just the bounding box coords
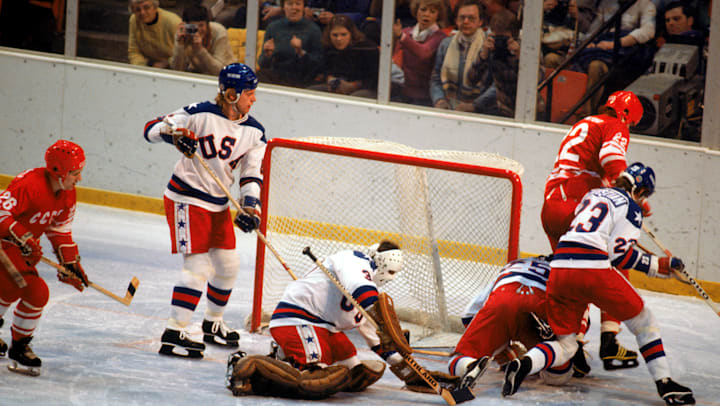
[1,203,719,406]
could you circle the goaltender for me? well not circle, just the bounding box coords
[227,240,459,399]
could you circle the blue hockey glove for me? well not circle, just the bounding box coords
[172,128,197,158]
[234,196,261,232]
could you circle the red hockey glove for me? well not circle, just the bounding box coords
[8,221,42,266]
[58,262,89,292]
[656,256,684,279]
[172,128,198,158]
[640,198,652,217]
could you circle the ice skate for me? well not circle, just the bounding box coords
[656,377,695,405]
[571,340,591,377]
[599,331,638,370]
[0,318,7,356]
[457,356,491,391]
[202,319,240,347]
[158,328,205,358]
[502,356,532,397]
[7,336,42,377]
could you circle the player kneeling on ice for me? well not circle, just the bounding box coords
[144,63,266,359]
[0,140,89,376]
[226,241,459,399]
[502,163,695,405]
[450,255,591,394]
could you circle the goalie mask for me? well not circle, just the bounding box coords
[369,243,403,287]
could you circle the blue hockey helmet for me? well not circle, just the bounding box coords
[218,63,258,95]
[621,162,656,197]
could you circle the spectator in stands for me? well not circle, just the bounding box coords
[258,0,324,87]
[541,0,596,69]
[260,1,286,29]
[574,0,657,114]
[304,0,372,29]
[430,0,494,112]
[657,1,705,47]
[308,15,379,98]
[468,8,522,117]
[171,4,236,76]
[128,0,181,68]
[392,0,448,106]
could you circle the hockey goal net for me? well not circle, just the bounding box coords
[250,137,523,340]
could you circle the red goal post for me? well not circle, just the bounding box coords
[251,137,523,334]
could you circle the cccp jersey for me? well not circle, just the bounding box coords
[552,187,645,271]
[269,250,379,333]
[545,114,629,196]
[144,102,266,212]
[0,168,76,241]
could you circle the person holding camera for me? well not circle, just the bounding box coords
[171,4,236,76]
[467,8,522,117]
[308,14,379,98]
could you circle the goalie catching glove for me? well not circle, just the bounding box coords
[234,196,261,232]
[226,353,351,399]
[55,243,88,292]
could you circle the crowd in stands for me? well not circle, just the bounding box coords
[0,0,710,138]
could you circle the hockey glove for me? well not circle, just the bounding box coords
[172,128,198,158]
[58,262,89,292]
[656,256,684,279]
[234,196,261,232]
[640,198,652,217]
[8,221,42,266]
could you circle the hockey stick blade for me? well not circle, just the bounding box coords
[40,257,139,306]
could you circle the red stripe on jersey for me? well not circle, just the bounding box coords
[356,290,378,306]
[168,179,188,192]
[555,246,607,256]
[144,118,163,134]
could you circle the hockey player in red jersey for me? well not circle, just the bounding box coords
[144,63,266,358]
[541,90,645,371]
[503,163,695,405]
[0,140,89,376]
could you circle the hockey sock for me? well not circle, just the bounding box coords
[11,300,43,341]
[624,307,671,380]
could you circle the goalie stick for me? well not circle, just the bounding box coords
[162,118,298,281]
[41,257,139,306]
[642,224,720,317]
[302,246,474,406]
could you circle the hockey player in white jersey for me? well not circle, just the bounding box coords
[502,163,695,405]
[144,63,266,358]
[268,241,405,388]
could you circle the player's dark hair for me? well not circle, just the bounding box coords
[377,240,400,252]
[598,105,618,118]
[614,175,633,193]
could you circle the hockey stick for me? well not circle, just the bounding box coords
[41,257,139,306]
[642,224,720,317]
[162,118,297,281]
[302,246,472,406]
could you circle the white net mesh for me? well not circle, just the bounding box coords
[253,137,523,340]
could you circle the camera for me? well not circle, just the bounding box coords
[184,23,198,36]
[493,35,509,51]
[311,8,324,17]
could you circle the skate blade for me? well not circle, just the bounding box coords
[158,343,204,359]
[602,358,639,370]
[8,362,41,377]
[459,356,491,391]
[203,334,239,348]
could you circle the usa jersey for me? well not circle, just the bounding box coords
[0,168,76,242]
[269,250,379,333]
[461,257,551,325]
[545,115,629,195]
[552,187,646,271]
[144,102,266,212]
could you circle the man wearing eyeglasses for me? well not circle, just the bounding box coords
[128,0,182,68]
[429,0,494,113]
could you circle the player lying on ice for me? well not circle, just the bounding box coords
[502,163,695,405]
[449,255,594,393]
[226,240,460,399]
[0,140,90,376]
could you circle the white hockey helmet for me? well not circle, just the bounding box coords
[369,241,403,287]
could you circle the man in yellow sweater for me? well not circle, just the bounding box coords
[128,0,182,68]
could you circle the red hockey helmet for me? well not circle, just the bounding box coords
[45,140,86,179]
[605,91,643,126]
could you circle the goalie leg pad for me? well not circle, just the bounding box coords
[228,355,351,399]
[343,360,386,392]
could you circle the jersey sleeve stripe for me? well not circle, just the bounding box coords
[143,118,164,142]
[352,286,379,308]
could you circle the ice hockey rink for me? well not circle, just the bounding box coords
[1,203,718,406]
